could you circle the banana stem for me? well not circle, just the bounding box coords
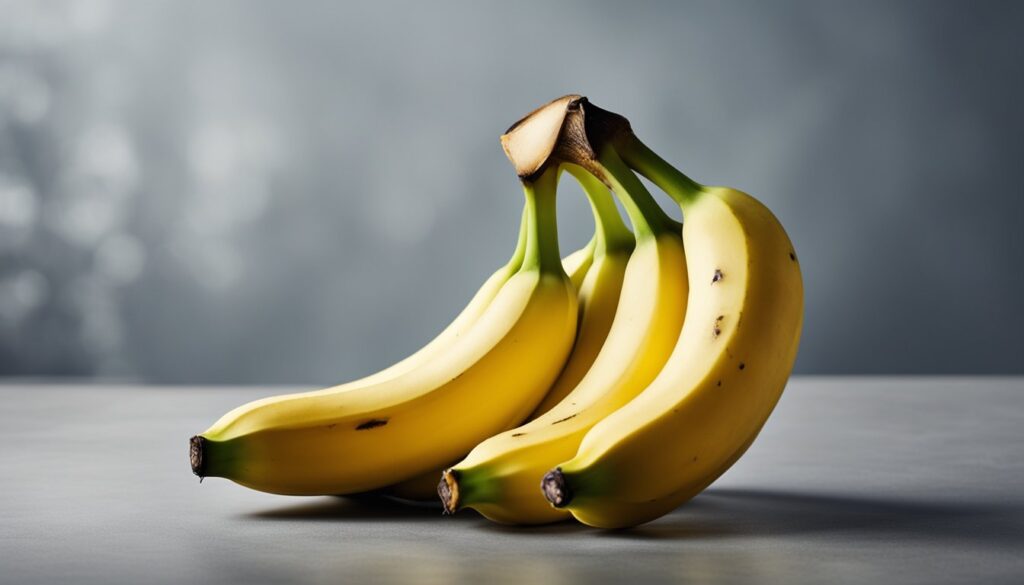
[616,135,703,210]
[506,204,530,270]
[438,469,460,514]
[593,147,677,241]
[541,467,572,508]
[190,435,239,480]
[189,436,205,477]
[564,164,634,257]
[520,166,565,275]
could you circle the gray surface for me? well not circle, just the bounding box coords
[3,2,1024,382]
[2,377,1023,584]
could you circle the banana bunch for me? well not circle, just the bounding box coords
[190,95,802,529]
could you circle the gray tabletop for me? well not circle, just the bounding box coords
[2,378,1022,584]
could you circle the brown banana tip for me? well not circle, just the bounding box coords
[541,468,572,508]
[189,435,206,478]
[438,469,460,514]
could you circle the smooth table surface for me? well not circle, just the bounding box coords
[2,377,1022,584]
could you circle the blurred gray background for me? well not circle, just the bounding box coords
[0,0,1021,383]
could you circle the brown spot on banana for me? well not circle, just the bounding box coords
[355,418,389,430]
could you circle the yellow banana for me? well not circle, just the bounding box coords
[346,206,530,389]
[190,166,578,496]
[527,169,635,418]
[379,243,592,502]
[440,100,688,524]
[317,208,580,399]
[384,174,628,503]
[542,101,803,529]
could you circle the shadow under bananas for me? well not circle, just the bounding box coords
[243,488,1024,547]
[596,488,1024,545]
[244,494,469,523]
[247,494,593,533]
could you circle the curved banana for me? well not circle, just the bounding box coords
[380,244,592,503]
[440,99,688,524]
[542,104,803,529]
[190,166,578,496]
[384,178,628,503]
[564,243,596,292]
[345,206,530,389]
[528,168,635,418]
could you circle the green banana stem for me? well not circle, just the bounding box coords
[506,204,530,271]
[564,164,634,257]
[593,146,679,241]
[520,165,565,275]
[616,134,703,210]
[190,435,238,480]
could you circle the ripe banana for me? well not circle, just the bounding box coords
[380,243,592,502]
[440,100,688,524]
[384,170,630,503]
[190,165,578,496]
[541,101,804,529]
[527,168,635,418]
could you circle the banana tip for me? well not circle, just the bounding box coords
[541,468,572,508]
[189,435,206,478]
[438,469,460,514]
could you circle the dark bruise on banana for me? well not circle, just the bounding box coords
[355,418,389,431]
